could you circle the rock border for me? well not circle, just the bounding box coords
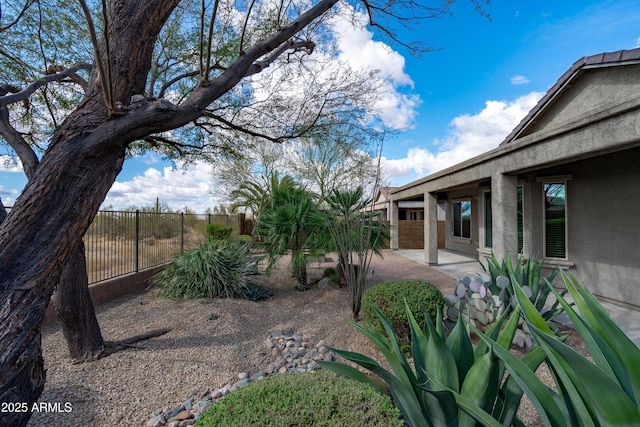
[145,329,337,427]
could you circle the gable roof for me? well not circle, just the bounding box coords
[375,186,398,203]
[500,47,640,146]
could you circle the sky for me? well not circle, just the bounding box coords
[2,0,640,212]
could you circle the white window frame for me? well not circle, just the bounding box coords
[481,190,492,249]
[541,180,568,260]
[517,184,524,255]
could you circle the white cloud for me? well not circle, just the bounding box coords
[103,160,222,212]
[327,6,419,129]
[635,36,640,48]
[382,91,544,179]
[249,4,419,131]
[329,8,414,87]
[510,75,530,85]
[0,156,24,173]
[0,184,20,206]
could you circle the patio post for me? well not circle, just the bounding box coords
[491,172,519,264]
[389,199,399,250]
[424,191,438,265]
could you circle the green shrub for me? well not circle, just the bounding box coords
[195,371,402,427]
[206,223,234,240]
[155,238,265,300]
[362,280,444,352]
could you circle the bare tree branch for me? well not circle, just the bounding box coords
[245,39,315,76]
[78,0,115,112]
[0,63,91,108]
[0,0,37,33]
[200,111,287,143]
[203,0,220,83]
[158,70,199,98]
[239,0,258,55]
[0,88,39,179]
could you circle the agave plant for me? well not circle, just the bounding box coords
[480,252,564,321]
[319,300,545,426]
[444,252,566,348]
[481,271,640,426]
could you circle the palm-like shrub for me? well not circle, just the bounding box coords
[154,238,265,300]
[254,183,324,291]
[323,187,390,319]
[230,174,297,218]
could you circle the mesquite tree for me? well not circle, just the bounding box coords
[0,0,489,425]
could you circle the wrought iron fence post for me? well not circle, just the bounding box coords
[135,210,140,272]
[181,212,185,255]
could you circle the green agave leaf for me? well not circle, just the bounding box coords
[317,361,382,391]
[405,300,432,385]
[370,306,421,385]
[435,305,446,339]
[426,374,503,427]
[474,306,510,359]
[528,327,596,427]
[546,282,623,387]
[422,310,459,392]
[445,314,474,388]
[496,305,521,350]
[530,324,640,425]
[561,271,640,406]
[494,346,547,425]
[417,387,459,427]
[477,332,568,427]
[458,349,500,427]
[511,273,554,336]
[328,347,386,372]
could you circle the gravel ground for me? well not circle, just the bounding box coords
[27,261,585,427]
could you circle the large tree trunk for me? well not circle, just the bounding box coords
[0,144,128,427]
[52,241,107,361]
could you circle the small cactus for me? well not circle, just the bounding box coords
[444,253,566,350]
[444,273,507,333]
[444,273,535,349]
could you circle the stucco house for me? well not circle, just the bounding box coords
[389,48,640,310]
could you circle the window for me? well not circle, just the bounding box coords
[453,200,471,239]
[408,210,424,221]
[484,191,492,248]
[543,182,566,258]
[517,186,524,254]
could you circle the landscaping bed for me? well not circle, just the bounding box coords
[30,259,584,426]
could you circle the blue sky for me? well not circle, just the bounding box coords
[2,0,640,212]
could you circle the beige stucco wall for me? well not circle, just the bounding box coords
[391,62,640,309]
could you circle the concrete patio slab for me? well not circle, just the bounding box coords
[380,249,640,346]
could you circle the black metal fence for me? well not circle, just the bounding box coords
[1,207,251,284]
[84,210,249,283]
